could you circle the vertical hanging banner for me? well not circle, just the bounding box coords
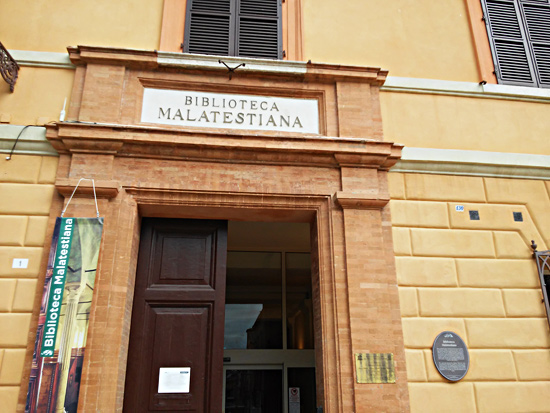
[25,217,104,413]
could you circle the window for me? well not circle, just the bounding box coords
[183,0,282,59]
[534,247,550,328]
[481,0,550,88]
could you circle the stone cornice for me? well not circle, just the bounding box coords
[55,178,120,199]
[46,122,401,170]
[334,192,390,209]
[66,46,388,84]
[67,46,158,69]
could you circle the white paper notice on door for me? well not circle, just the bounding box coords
[158,367,191,393]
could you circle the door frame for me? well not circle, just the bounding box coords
[117,189,335,411]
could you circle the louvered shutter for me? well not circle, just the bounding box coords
[184,0,235,56]
[519,0,550,87]
[237,0,282,59]
[482,0,537,86]
[482,0,550,87]
[184,0,281,59]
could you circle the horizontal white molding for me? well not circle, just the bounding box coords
[9,50,75,69]
[1,124,546,180]
[158,52,308,75]
[382,76,550,103]
[0,125,58,157]
[393,147,550,180]
[9,49,550,102]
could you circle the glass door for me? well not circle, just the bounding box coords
[223,251,316,413]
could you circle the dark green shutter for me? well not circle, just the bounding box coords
[482,0,550,88]
[184,0,281,59]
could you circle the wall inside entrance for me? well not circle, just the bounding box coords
[390,172,550,412]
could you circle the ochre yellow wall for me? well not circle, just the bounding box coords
[0,67,74,126]
[390,172,550,412]
[1,0,162,53]
[0,155,57,412]
[302,0,479,82]
[381,92,550,155]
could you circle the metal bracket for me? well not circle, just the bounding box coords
[218,60,246,80]
[0,42,19,92]
[531,240,550,328]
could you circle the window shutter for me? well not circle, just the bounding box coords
[482,0,537,86]
[184,0,235,56]
[520,1,550,87]
[237,0,282,59]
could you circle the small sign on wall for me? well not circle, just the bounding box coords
[432,331,469,382]
[12,258,29,268]
[289,387,300,413]
[158,368,191,394]
[354,353,395,384]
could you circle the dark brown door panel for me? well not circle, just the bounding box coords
[124,219,227,412]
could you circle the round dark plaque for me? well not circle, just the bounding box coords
[432,331,469,382]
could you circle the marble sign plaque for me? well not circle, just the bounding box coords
[141,88,319,134]
[432,331,469,382]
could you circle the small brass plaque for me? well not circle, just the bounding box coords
[354,353,395,384]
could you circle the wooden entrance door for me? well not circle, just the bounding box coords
[123,218,227,412]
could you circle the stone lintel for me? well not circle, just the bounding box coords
[47,122,402,170]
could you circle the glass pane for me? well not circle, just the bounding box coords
[288,368,317,413]
[286,253,314,350]
[225,369,282,413]
[225,252,282,349]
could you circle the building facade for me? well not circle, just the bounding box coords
[0,0,549,412]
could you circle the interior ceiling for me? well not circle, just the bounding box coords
[228,221,310,251]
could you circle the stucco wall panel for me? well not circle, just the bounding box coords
[394,172,550,412]
[395,257,457,287]
[392,227,412,256]
[484,178,550,247]
[0,217,27,247]
[410,228,496,258]
[455,259,539,288]
[0,68,73,126]
[502,289,547,317]
[467,319,550,349]
[303,0,479,81]
[403,174,486,202]
[474,382,550,413]
[390,200,449,228]
[0,281,17,312]
[381,92,550,155]
[513,350,550,381]
[402,318,468,349]
[493,231,534,259]
[1,0,161,53]
[417,288,505,318]
[409,382,476,413]
[405,350,427,382]
[398,287,419,317]
[0,387,18,413]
